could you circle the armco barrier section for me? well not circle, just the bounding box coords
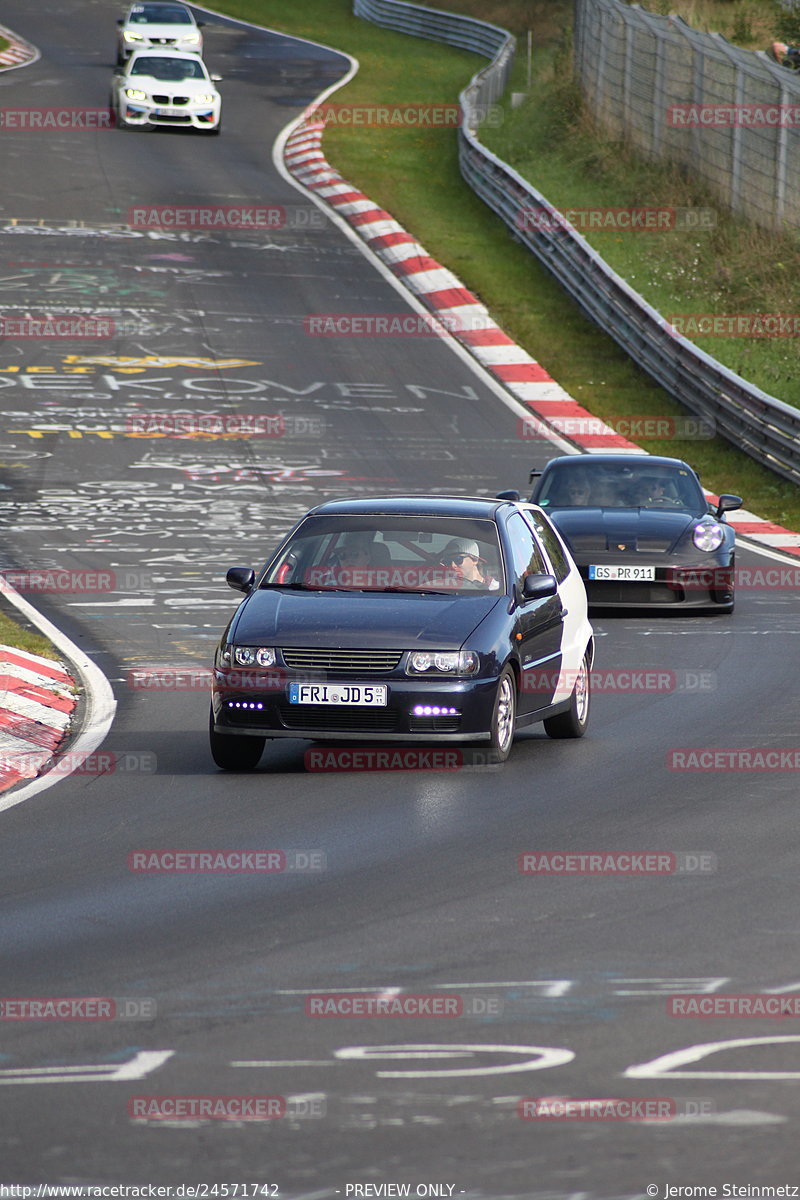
[574,0,800,234]
[352,0,800,487]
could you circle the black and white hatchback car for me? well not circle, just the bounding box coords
[210,496,594,769]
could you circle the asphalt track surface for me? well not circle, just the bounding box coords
[2,2,800,1195]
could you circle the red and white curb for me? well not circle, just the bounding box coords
[0,23,39,70]
[0,646,76,791]
[282,114,800,561]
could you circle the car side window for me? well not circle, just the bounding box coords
[506,513,547,593]
[523,512,571,584]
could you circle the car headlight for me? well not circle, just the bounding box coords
[184,32,200,42]
[232,646,276,668]
[406,650,479,676]
[125,88,148,100]
[193,94,215,104]
[692,522,724,552]
[123,31,144,42]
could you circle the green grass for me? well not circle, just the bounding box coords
[205,0,800,528]
[0,604,61,660]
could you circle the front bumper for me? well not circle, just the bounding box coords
[121,101,219,129]
[580,562,734,609]
[211,669,500,742]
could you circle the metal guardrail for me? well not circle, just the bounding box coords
[352,0,800,487]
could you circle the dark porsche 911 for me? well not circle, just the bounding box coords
[209,496,595,769]
[502,454,742,611]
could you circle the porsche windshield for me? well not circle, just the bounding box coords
[129,56,206,79]
[537,464,707,512]
[262,516,505,594]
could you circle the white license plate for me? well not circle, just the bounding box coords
[288,683,387,706]
[154,108,173,117]
[589,564,656,581]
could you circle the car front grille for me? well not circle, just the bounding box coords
[281,648,403,673]
[277,704,401,732]
[408,714,461,733]
[586,581,679,604]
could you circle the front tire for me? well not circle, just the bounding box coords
[544,653,590,739]
[209,707,265,771]
[488,666,517,762]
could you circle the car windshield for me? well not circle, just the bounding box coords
[129,5,193,23]
[535,463,707,513]
[262,516,505,594]
[129,56,205,79]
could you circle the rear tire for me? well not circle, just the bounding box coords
[544,653,590,739]
[209,707,265,771]
[488,666,517,762]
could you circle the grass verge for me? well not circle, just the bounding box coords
[0,602,62,661]
[206,0,800,527]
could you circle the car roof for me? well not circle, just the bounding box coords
[541,453,694,471]
[308,496,508,519]
[127,2,193,12]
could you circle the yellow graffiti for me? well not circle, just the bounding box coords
[62,355,262,370]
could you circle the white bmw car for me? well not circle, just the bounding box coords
[112,50,221,133]
[117,2,204,63]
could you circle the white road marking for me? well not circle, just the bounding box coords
[0,1049,173,1085]
[334,1043,575,1078]
[625,1036,800,1079]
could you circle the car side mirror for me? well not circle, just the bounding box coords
[522,573,557,600]
[117,18,123,24]
[716,494,743,518]
[226,566,255,593]
[210,74,222,81]
[197,20,206,26]
[113,67,123,75]
[495,489,520,502]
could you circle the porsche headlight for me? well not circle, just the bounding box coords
[406,650,479,676]
[125,88,148,100]
[693,522,724,552]
[193,94,215,104]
